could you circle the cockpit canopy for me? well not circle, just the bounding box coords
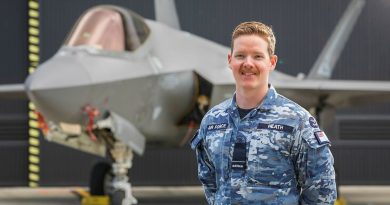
[65,5,150,52]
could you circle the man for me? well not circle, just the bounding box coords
[191,21,337,204]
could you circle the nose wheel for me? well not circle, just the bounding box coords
[88,142,137,205]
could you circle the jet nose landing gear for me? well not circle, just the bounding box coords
[109,142,137,205]
[86,142,137,205]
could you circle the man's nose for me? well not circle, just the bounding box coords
[243,57,254,67]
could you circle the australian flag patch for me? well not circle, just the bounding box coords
[314,131,330,145]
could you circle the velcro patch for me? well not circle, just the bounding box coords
[314,131,330,145]
[232,140,246,170]
[207,123,228,132]
[257,123,294,133]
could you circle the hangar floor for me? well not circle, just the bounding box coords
[0,186,207,205]
[0,186,389,205]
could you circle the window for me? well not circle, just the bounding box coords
[65,6,150,52]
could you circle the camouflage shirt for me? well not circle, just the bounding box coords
[191,85,337,205]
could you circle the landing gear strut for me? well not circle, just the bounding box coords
[89,142,137,205]
[109,142,137,205]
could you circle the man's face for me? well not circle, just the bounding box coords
[228,35,277,92]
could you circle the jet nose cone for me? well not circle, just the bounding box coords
[26,52,91,90]
[25,52,92,123]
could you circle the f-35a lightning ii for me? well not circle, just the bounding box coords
[1,0,390,204]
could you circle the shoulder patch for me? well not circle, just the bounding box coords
[314,131,330,145]
[309,117,319,128]
[258,123,294,133]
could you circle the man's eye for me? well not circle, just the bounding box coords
[235,54,244,58]
[254,55,264,59]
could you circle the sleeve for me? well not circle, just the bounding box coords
[293,117,337,205]
[190,129,217,205]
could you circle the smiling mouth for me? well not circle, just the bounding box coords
[241,72,256,76]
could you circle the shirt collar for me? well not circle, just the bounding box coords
[228,84,277,113]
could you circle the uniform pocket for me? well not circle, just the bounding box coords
[204,128,230,167]
[246,129,295,188]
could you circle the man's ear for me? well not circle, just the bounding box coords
[228,53,232,69]
[270,55,278,70]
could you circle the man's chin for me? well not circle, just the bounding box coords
[238,84,258,91]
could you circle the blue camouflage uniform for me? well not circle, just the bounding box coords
[191,85,337,205]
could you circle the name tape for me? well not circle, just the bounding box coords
[207,123,228,131]
[257,123,294,133]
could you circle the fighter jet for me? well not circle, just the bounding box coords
[1,0,390,204]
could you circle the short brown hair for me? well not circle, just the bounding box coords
[231,21,276,56]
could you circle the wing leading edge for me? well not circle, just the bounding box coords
[0,84,27,99]
[274,79,390,109]
[195,66,390,110]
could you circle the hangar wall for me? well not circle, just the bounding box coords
[0,0,28,186]
[0,0,389,186]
